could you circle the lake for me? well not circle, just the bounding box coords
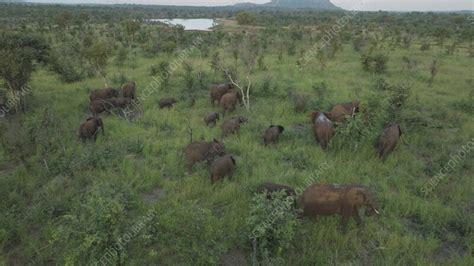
[148,19,216,31]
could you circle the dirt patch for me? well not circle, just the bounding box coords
[291,123,308,133]
[433,241,466,261]
[141,187,166,204]
[403,216,425,236]
[220,249,248,266]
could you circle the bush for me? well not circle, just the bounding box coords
[142,204,226,264]
[51,182,139,265]
[420,40,431,51]
[362,53,389,74]
[288,91,309,113]
[246,191,300,265]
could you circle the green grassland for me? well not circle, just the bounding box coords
[1,17,474,265]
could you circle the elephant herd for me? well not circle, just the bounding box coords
[78,80,403,231]
[79,81,136,142]
[183,82,400,231]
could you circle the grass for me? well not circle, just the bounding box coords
[1,31,473,265]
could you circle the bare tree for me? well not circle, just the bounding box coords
[217,31,258,111]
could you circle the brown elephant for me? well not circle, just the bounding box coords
[301,183,380,232]
[90,88,119,102]
[110,97,131,109]
[263,125,284,145]
[220,91,242,117]
[221,116,248,137]
[204,112,220,127]
[159,97,178,109]
[90,99,114,116]
[122,81,136,100]
[378,123,402,160]
[210,83,233,107]
[310,111,335,150]
[328,101,360,123]
[184,139,226,172]
[210,154,236,184]
[256,182,295,199]
[79,117,105,142]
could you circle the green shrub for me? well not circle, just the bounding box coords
[51,182,139,265]
[246,191,300,265]
[362,53,389,74]
[142,204,226,264]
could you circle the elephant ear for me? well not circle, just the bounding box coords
[397,124,403,137]
[324,112,333,121]
[309,111,319,123]
[356,190,367,203]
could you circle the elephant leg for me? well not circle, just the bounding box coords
[340,205,353,232]
[352,206,363,226]
[340,215,350,233]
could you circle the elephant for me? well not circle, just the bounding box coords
[310,111,335,150]
[220,91,242,117]
[159,97,178,109]
[79,117,105,142]
[378,123,402,160]
[204,112,220,127]
[263,125,284,145]
[328,101,360,123]
[256,182,295,199]
[210,154,236,184]
[90,88,120,102]
[90,99,114,116]
[301,183,380,232]
[122,81,136,100]
[110,97,131,109]
[184,139,226,172]
[210,83,233,107]
[221,116,248,137]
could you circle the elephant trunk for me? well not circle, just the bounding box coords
[101,124,105,136]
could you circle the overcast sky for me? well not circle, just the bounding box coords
[28,0,474,11]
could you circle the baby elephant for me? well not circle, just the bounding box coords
[302,184,380,232]
[204,112,220,127]
[221,116,248,137]
[210,155,236,184]
[263,125,284,145]
[378,123,402,160]
[159,97,178,109]
[256,182,295,199]
[79,117,105,142]
[184,139,226,172]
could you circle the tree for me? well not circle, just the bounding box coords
[0,31,48,114]
[122,19,141,48]
[219,32,258,111]
[82,41,111,87]
[236,12,256,26]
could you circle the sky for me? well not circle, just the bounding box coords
[27,0,474,11]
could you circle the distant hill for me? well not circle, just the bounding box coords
[233,0,341,10]
[265,0,340,10]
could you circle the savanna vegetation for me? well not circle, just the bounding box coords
[0,2,473,265]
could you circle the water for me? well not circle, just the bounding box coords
[148,19,216,31]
